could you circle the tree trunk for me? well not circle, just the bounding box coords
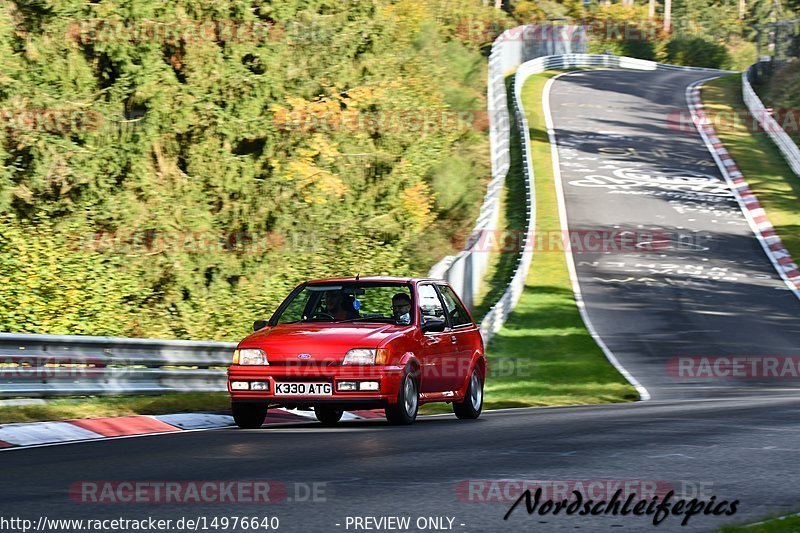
[649,0,656,18]
[664,0,672,33]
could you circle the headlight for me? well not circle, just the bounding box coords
[233,348,269,365]
[342,348,390,365]
[343,348,376,365]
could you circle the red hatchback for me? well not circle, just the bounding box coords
[228,277,486,427]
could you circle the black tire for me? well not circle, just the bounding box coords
[314,406,344,426]
[385,368,419,425]
[232,401,268,429]
[453,367,483,420]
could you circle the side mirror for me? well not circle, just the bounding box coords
[253,320,268,332]
[421,318,446,333]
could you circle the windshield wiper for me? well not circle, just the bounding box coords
[337,317,390,323]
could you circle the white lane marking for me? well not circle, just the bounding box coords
[690,309,737,316]
[542,71,651,401]
[741,512,800,528]
[686,78,800,300]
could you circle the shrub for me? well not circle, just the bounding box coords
[587,38,658,61]
[584,5,663,61]
[663,36,733,69]
[0,0,508,340]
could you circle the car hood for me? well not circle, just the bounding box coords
[238,322,411,363]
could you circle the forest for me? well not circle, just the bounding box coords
[0,0,795,340]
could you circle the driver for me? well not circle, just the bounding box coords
[324,291,350,320]
[391,293,412,325]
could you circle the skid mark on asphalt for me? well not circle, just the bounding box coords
[545,69,800,400]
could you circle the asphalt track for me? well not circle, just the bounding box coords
[547,69,800,400]
[2,69,800,532]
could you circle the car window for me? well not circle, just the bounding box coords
[417,284,446,325]
[276,288,312,324]
[438,285,472,327]
[351,286,409,318]
[273,283,414,324]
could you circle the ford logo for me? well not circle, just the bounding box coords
[297,353,311,359]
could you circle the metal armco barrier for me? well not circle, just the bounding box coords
[742,62,800,178]
[0,333,235,397]
[429,24,587,341]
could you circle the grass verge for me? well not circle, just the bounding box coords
[0,393,231,424]
[721,514,800,532]
[479,71,638,409]
[703,74,800,533]
[471,76,531,321]
[702,75,800,261]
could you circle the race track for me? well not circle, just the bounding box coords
[2,69,800,532]
[547,69,800,400]
[2,398,800,532]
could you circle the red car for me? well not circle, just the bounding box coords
[227,277,486,427]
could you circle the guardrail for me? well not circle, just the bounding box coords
[429,24,587,342]
[0,333,235,397]
[742,62,800,178]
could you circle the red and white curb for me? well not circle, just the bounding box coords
[686,80,800,299]
[0,409,385,450]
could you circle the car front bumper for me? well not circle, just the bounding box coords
[227,364,405,405]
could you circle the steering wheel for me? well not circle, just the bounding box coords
[311,311,335,320]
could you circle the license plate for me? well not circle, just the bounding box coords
[274,382,332,396]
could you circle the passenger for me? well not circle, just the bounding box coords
[391,293,412,324]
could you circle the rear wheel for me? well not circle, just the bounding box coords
[314,406,344,426]
[385,368,419,425]
[232,402,268,429]
[453,368,483,420]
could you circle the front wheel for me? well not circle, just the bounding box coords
[453,368,483,420]
[314,406,344,426]
[385,368,419,425]
[232,401,268,429]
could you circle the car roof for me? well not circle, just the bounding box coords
[306,276,445,284]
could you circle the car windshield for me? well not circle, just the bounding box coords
[272,283,415,325]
